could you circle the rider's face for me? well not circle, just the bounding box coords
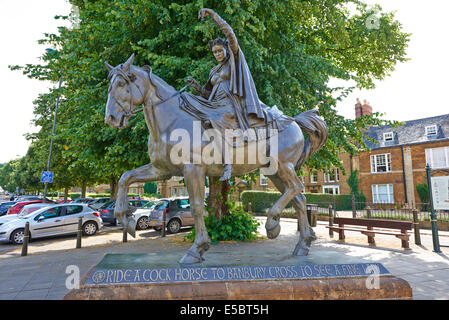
[212,45,226,63]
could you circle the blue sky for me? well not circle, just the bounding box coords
[1,0,448,164]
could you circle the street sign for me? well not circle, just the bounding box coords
[41,171,54,183]
[430,176,449,210]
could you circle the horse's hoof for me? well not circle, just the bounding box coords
[292,242,309,256]
[266,223,281,239]
[179,250,204,265]
[127,218,137,238]
[293,247,309,256]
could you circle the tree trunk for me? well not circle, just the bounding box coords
[110,175,118,200]
[207,176,231,220]
[64,186,69,202]
[81,180,87,198]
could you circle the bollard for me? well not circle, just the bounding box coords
[21,222,30,257]
[297,204,301,231]
[306,206,312,226]
[162,211,166,238]
[366,206,371,219]
[328,205,333,238]
[412,208,421,245]
[365,207,375,244]
[248,202,252,214]
[123,221,128,243]
[352,194,356,218]
[76,217,82,249]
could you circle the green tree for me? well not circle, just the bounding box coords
[10,0,409,218]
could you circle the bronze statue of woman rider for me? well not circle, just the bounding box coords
[184,8,269,181]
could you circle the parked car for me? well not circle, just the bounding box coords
[0,203,52,225]
[0,201,17,216]
[0,203,103,245]
[55,197,72,203]
[87,197,111,210]
[148,197,207,234]
[7,199,54,215]
[99,199,150,227]
[72,198,94,204]
[18,203,51,216]
[133,200,166,230]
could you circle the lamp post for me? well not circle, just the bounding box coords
[426,164,441,253]
[43,48,62,199]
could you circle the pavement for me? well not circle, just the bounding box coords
[0,216,449,300]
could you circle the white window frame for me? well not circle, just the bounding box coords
[310,171,318,183]
[425,147,449,169]
[383,132,393,141]
[325,168,339,182]
[322,185,340,195]
[425,125,437,136]
[370,153,392,173]
[172,188,177,197]
[372,184,394,204]
[260,173,268,186]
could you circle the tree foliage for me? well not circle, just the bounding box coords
[3,0,409,199]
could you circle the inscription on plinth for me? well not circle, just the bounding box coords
[85,263,390,286]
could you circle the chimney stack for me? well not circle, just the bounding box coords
[355,98,373,118]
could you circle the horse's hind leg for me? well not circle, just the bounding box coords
[267,174,316,256]
[291,193,317,256]
[179,164,211,265]
[265,162,302,239]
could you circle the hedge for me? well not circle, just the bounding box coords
[241,191,366,213]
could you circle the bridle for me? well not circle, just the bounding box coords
[108,67,191,118]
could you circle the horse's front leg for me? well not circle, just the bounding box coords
[115,163,170,237]
[179,164,210,265]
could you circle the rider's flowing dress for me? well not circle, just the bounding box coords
[180,47,291,145]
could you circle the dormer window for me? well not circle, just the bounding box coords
[383,132,393,141]
[426,125,437,136]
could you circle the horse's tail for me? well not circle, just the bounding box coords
[294,109,328,170]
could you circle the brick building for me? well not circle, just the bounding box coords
[355,111,449,207]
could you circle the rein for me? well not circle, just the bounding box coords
[108,67,190,118]
[132,83,191,115]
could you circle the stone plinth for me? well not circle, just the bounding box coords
[64,254,412,300]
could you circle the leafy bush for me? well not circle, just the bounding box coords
[185,205,260,244]
[241,191,365,212]
[143,193,162,199]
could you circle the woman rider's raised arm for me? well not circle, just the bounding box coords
[198,8,239,56]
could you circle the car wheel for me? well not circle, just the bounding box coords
[167,219,181,234]
[82,221,98,236]
[11,228,25,245]
[137,216,149,230]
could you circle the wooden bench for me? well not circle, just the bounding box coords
[325,217,413,249]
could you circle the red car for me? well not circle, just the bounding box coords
[55,197,72,203]
[7,200,53,215]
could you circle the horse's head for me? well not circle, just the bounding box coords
[104,54,147,129]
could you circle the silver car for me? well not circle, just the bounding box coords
[0,203,103,245]
[88,197,110,210]
[133,199,168,230]
[148,197,207,234]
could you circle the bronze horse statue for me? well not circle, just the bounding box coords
[104,54,328,264]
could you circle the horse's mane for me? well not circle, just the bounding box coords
[138,65,176,101]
